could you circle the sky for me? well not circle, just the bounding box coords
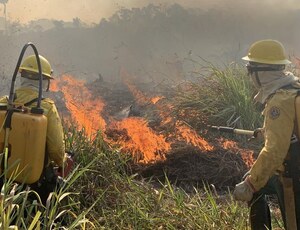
[2,0,300,24]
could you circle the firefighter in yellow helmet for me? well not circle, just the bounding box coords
[233,39,300,229]
[0,55,73,203]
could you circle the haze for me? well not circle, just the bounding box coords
[0,0,299,93]
[5,0,300,24]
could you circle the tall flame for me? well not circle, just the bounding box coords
[49,72,252,167]
[175,121,214,151]
[122,75,214,152]
[123,79,149,105]
[112,117,171,162]
[50,75,106,138]
[119,68,148,105]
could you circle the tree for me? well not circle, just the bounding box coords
[52,20,64,30]
[72,17,83,28]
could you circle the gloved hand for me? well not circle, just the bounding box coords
[57,153,74,178]
[233,176,256,202]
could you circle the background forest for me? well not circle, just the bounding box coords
[0,2,299,91]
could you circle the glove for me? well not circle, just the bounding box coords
[57,153,74,178]
[233,176,256,202]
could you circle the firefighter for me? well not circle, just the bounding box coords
[233,39,300,229]
[0,55,74,204]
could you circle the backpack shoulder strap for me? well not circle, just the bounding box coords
[24,97,45,107]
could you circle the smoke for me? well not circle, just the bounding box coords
[6,0,115,24]
[119,0,300,11]
[0,0,299,90]
[5,0,300,24]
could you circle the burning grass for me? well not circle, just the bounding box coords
[64,126,252,229]
[106,117,170,163]
[50,73,255,192]
[27,63,286,229]
[133,143,253,191]
[0,62,286,228]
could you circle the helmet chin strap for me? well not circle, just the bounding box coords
[254,71,261,87]
[246,63,262,87]
[46,79,50,92]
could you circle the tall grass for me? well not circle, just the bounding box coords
[1,123,282,229]
[62,124,253,229]
[175,62,263,131]
[0,166,94,229]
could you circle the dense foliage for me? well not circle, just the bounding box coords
[174,63,263,131]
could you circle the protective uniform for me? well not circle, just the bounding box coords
[0,55,66,167]
[0,87,66,167]
[249,88,298,191]
[0,55,70,204]
[234,39,300,229]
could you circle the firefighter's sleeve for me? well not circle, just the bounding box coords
[46,103,66,167]
[249,91,296,191]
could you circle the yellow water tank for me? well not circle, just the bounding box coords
[0,109,47,184]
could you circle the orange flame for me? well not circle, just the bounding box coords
[240,152,255,168]
[120,68,149,105]
[123,79,149,105]
[121,72,213,152]
[151,96,164,104]
[175,121,213,151]
[221,139,255,168]
[50,75,106,138]
[50,71,217,164]
[112,117,171,163]
[222,140,238,149]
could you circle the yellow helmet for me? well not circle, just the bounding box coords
[19,55,53,79]
[242,39,291,65]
